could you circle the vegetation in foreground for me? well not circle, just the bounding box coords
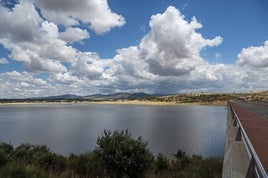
[0,130,223,178]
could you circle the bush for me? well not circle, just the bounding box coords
[0,142,13,162]
[94,129,154,178]
[0,154,7,167]
[36,152,66,173]
[0,142,13,155]
[172,150,189,171]
[178,155,223,178]
[0,162,48,178]
[68,152,104,177]
[0,132,223,177]
[154,153,170,174]
[68,153,89,176]
[10,143,66,173]
[197,157,223,178]
[12,143,34,165]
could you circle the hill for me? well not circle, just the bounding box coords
[143,90,268,105]
[84,92,151,100]
[36,94,83,100]
[0,91,267,105]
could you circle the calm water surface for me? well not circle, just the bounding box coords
[0,104,226,157]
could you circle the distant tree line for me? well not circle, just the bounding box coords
[0,129,223,178]
[146,91,268,104]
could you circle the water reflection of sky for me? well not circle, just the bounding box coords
[0,104,226,157]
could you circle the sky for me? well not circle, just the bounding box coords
[0,0,268,98]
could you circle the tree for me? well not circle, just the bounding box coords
[94,129,154,178]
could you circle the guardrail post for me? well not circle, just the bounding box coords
[235,127,241,141]
[229,103,237,126]
[233,118,237,126]
[246,158,256,178]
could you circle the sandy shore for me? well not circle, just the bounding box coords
[0,100,182,106]
[0,100,227,106]
[84,100,186,106]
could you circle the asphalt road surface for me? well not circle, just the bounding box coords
[234,101,268,119]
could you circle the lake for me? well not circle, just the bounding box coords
[0,104,226,157]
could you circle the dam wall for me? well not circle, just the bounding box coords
[222,102,251,178]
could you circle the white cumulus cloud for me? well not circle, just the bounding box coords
[0,2,77,73]
[0,71,49,98]
[64,6,226,94]
[237,41,268,68]
[71,52,104,79]
[59,27,90,43]
[139,6,223,76]
[33,0,125,34]
[1,2,268,98]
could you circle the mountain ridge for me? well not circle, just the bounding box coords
[32,92,155,100]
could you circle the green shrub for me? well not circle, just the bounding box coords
[154,153,170,177]
[94,129,154,178]
[0,154,7,167]
[68,152,104,177]
[68,153,88,176]
[0,132,223,177]
[197,157,223,178]
[36,152,66,173]
[11,143,66,173]
[172,150,190,171]
[12,143,34,165]
[0,142,13,162]
[0,142,13,155]
[0,162,48,178]
[178,155,223,178]
[154,153,170,175]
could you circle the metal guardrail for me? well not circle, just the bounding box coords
[229,101,268,178]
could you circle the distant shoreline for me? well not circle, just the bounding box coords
[0,100,227,106]
[1,90,267,106]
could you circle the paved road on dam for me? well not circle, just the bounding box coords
[230,101,268,175]
[234,101,268,119]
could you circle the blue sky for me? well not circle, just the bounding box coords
[0,0,268,98]
[87,0,268,61]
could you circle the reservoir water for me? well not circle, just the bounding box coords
[0,104,226,157]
